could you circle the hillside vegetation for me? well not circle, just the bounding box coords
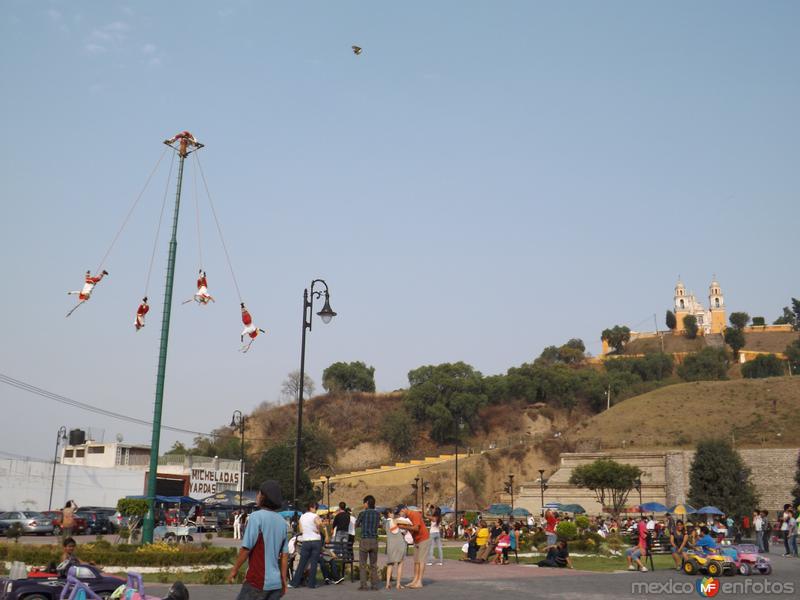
[568,376,800,450]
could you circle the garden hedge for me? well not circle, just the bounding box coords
[0,542,235,567]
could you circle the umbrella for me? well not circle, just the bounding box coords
[668,504,696,515]
[406,506,420,512]
[559,504,586,514]
[278,510,297,519]
[511,507,532,517]
[316,508,333,516]
[438,506,454,515]
[696,506,724,515]
[638,502,668,513]
[486,503,513,515]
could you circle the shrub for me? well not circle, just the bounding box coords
[556,521,578,541]
[677,348,730,381]
[202,568,228,585]
[742,354,785,378]
[380,409,416,456]
[574,515,590,530]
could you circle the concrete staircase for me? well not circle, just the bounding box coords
[322,453,469,484]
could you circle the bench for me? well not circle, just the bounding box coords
[325,539,356,582]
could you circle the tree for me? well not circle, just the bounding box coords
[281,370,315,402]
[677,348,730,381]
[405,362,487,443]
[322,361,376,393]
[568,459,642,517]
[741,354,785,379]
[164,441,189,455]
[683,314,699,339]
[380,409,417,457]
[688,439,758,518]
[282,423,336,472]
[535,339,586,366]
[724,327,746,359]
[190,428,243,460]
[248,444,319,507]
[666,310,677,331]
[774,298,800,329]
[786,339,800,375]
[601,325,631,353]
[752,317,766,327]
[729,312,750,330]
[791,450,800,509]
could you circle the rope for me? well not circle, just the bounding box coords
[143,152,175,296]
[194,152,244,302]
[192,152,203,271]
[96,146,169,272]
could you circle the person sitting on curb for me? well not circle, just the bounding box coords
[537,540,573,568]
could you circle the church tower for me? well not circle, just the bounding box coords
[674,279,689,332]
[709,277,726,334]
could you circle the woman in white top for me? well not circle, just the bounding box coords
[427,507,444,565]
[289,502,328,589]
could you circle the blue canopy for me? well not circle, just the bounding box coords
[126,495,200,505]
[439,506,454,515]
[486,503,513,515]
[278,510,297,519]
[639,502,668,513]
[512,507,532,517]
[696,506,724,515]
[544,502,562,510]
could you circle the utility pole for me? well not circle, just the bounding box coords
[606,385,611,411]
[142,132,203,544]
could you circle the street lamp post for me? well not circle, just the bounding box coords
[324,475,332,513]
[422,480,430,513]
[538,469,548,516]
[230,410,246,515]
[505,474,515,513]
[634,477,643,515]
[48,426,67,510]
[412,477,420,507]
[454,417,465,531]
[293,279,336,515]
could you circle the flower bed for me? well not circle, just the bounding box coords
[0,542,235,568]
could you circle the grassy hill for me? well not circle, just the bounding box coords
[568,376,800,450]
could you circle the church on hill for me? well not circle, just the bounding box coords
[673,276,726,335]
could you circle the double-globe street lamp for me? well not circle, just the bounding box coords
[454,417,465,531]
[48,426,68,510]
[293,279,336,515]
[538,469,548,516]
[504,473,515,513]
[230,410,247,515]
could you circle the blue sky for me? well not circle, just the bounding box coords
[1,1,797,460]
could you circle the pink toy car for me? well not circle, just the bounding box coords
[721,544,772,576]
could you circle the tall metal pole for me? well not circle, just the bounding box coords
[239,417,245,515]
[48,426,66,511]
[454,438,458,531]
[142,148,186,544]
[293,289,310,515]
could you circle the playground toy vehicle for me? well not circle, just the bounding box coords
[0,564,124,600]
[682,548,736,577]
[721,544,773,576]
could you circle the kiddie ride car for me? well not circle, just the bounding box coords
[0,567,187,600]
[681,548,736,577]
[720,544,773,576]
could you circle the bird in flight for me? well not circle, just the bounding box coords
[352,45,362,56]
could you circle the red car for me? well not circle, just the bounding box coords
[39,510,88,536]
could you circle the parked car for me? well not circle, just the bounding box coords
[74,510,117,535]
[39,511,88,536]
[0,563,124,600]
[0,512,55,536]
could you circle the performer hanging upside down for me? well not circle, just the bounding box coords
[240,302,266,353]
[135,297,149,331]
[66,270,108,317]
[184,270,215,305]
[163,131,200,157]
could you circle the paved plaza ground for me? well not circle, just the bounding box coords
[139,554,800,600]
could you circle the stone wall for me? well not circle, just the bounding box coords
[517,447,799,514]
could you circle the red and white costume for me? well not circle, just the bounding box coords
[240,303,266,353]
[66,270,108,316]
[183,270,215,305]
[135,298,150,331]
[164,131,200,157]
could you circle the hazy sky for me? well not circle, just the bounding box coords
[1,1,797,460]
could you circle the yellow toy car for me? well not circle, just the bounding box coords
[682,549,736,577]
